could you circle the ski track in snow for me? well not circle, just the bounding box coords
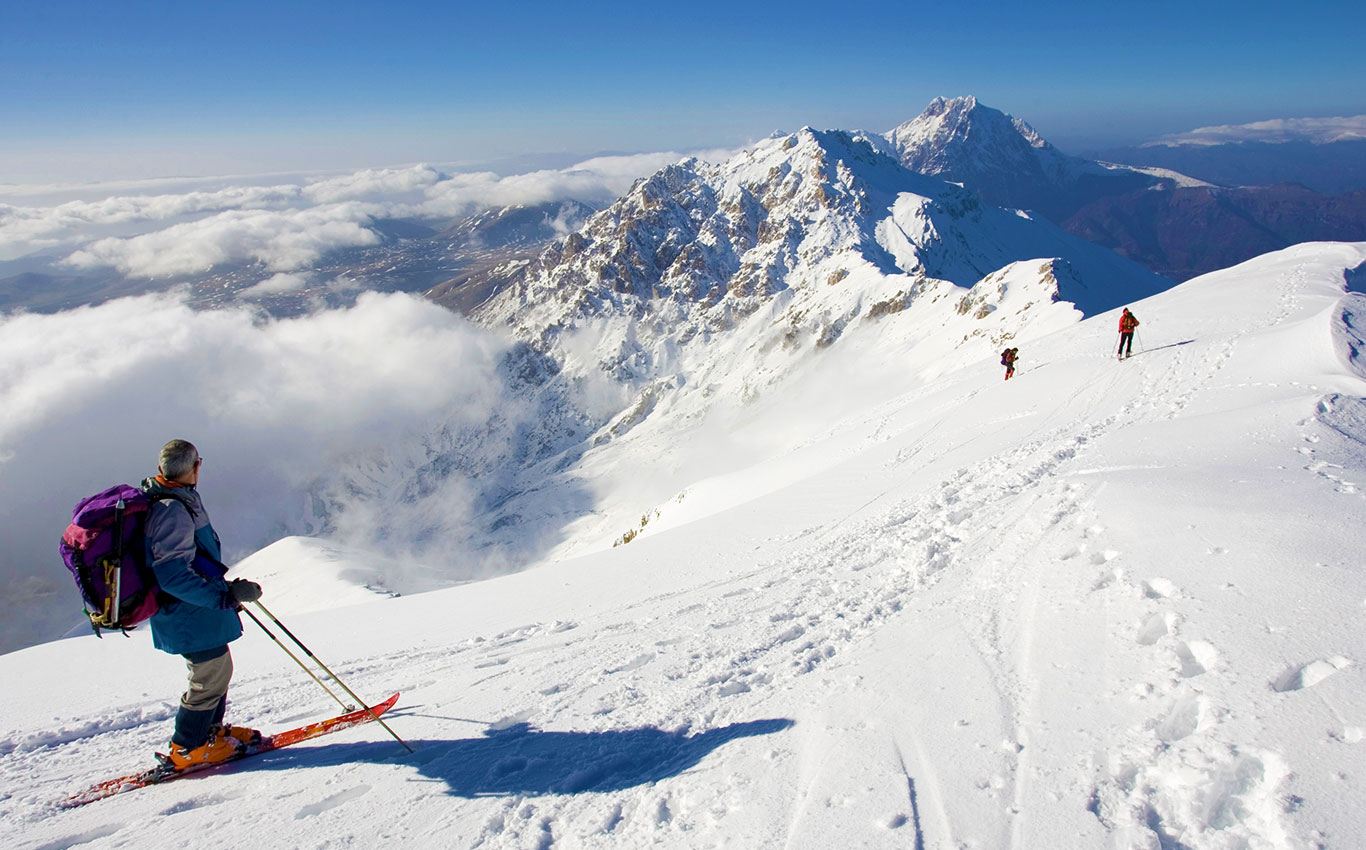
[3,248,1366,848]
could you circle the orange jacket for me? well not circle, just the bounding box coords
[1119,311,1139,333]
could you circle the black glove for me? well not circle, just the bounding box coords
[229,578,263,605]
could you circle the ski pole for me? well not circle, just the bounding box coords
[252,601,414,753]
[243,606,353,713]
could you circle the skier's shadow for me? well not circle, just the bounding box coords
[1121,338,1195,359]
[246,717,794,797]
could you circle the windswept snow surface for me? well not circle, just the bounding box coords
[3,242,1365,849]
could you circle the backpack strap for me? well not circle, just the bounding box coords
[140,479,199,520]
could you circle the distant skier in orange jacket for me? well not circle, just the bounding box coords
[1117,308,1140,359]
[1001,346,1019,380]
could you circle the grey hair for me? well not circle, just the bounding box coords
[158,439,199,480]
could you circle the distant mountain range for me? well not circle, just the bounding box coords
[875,96,1366,280]
[1062,183,1366,282]
[4,98,1361,315]
[1090,139,1366,195]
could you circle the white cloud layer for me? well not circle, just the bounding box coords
[0,291,516,652]
[0,150,739,273]
[62,203,384,276]
[405,149,735,219]
[0,184,301,260]
[1148,115,1366,147]
[302,164,445,204]
[240,271,316,297]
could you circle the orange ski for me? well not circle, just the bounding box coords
[61,692,400,808]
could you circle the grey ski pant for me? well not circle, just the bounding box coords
[173,646,232,747]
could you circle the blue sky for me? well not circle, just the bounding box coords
[2,0,1362,182]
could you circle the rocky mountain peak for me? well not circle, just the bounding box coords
[886,96,1062,177]
[884,96,1167,221]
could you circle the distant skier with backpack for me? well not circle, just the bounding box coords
[1001,346,1019,380]
[142,439,264,769]
[1118,308,1140,360]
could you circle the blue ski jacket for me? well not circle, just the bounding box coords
[141,478,242,656]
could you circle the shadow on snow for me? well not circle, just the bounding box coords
[239,717,795,797]
[1122,338,1195,359]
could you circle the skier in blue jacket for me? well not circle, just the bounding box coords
[142,439,263,768]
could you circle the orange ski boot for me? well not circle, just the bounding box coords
[162,730,245,770]
[219,723,263,747]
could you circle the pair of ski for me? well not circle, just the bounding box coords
[61,692,400,808]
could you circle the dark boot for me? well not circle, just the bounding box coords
[172,704,219,750]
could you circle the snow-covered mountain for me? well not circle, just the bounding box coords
[3,241,1363,849]
[442,200,596,253]
[270,126,1176,599]
[882,97,1366,281]
[1097,137,1366,195]
[882,95,1181,221]
[473,127,1168,391]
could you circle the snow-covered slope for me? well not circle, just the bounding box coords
[0,124,1173,657]
[3,242,1363,849]
[270,126,1173,593]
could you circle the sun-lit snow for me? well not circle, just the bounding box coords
[2,241,1363,849]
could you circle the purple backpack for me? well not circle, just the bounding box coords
[59,484,165,633]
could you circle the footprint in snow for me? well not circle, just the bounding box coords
[1142,578,1178,599]
[295,784,372,819]
[1090,549,1121,565]
[1174,640,1219,677]
[1092,567,1123,591]
[606,652,655,674]
[161,791,238,815]
[1136,612,1173,646]
[1272,656,1353,692]
[1154,693,1209,742]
